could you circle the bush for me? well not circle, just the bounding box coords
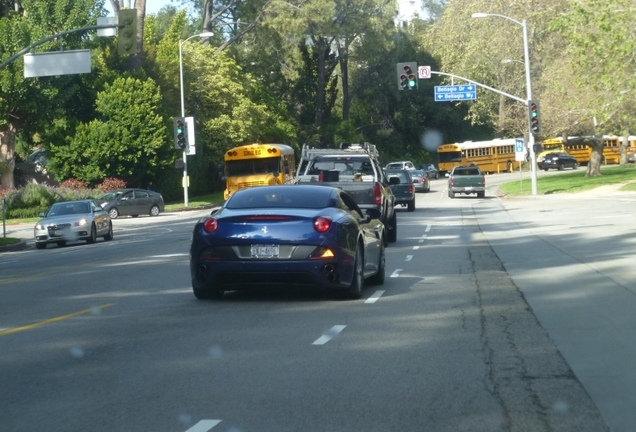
[60,178,88,190]
[95,177,126,192]
[2,184,101,219]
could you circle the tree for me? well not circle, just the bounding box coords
[0,0,104,190]
[50,77,167,186]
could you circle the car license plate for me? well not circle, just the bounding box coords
[251,244,279,258]
[54,230,63,236]
[465,187,473,191]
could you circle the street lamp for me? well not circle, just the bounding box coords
[472,12,538,195]
[179,31,214,207]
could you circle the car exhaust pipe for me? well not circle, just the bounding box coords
[324,264,335,273]
[327,273,337,283]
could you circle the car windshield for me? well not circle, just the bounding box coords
[309,157,374,175]
[99,191,123,201]
[47,202,90,216]
[386,171,411,183]
[226,187,332,209]
[411,170,425,177]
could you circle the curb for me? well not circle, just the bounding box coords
[0,239,27,253]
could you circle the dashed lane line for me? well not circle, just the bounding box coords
[390,269,402,278]
[364,290,385,304]
[312,325,346,345]
[184,420,222,432]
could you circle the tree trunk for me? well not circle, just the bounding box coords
[585,135,603,177]
[339,44,350,121]
[314,40,327,130]
[131,0,146,69]
[0,125,16,190]
[620,133,628,165]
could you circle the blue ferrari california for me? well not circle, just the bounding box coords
[190,185,386,300]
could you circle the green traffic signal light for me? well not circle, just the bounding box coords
[528,100,541,134]
[397,62,418,91]
[174,117,187,149]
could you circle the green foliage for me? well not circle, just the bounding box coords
[50,76,167,186]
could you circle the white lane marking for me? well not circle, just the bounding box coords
[418,239,425,243]
[405,255,413,261]
[151,253,189,258]
[413,246,420,250]
[312,325,346,345]
[365,290,385,304]
[425,224,431,232]
[185,420,222,432]
[390,269,402,278]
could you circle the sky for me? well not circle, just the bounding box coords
[105,0,177,16]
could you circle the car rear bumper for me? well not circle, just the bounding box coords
[449,187,485,193]
[190,258,354,290]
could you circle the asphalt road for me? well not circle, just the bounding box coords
[1,175,634,432]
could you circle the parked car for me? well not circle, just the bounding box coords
[538,152,578,171]
[409,169,430,192]
[190,185,386,300]
[385,160,415,170]
[384,168,416,211]
[628,153,636,163]
[34,200,113,249]
[97,188,165,219]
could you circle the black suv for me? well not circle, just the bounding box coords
[538,152,578,171]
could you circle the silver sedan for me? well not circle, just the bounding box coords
[34,200,113,249]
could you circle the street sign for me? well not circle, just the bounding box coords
[515,138,526,162]
[434,85,476,102]
[418,66,431,79]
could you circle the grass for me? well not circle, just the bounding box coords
[499,165,636,196]
[0,237,21,246]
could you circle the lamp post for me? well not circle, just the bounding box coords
[179,31,214,207]
[472,12,538,195]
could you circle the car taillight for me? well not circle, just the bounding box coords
[203,218,218,233]
[313,216,332,233]
[449,178,454,185]
[481,176,486,185]
[408,185,413,193]
[374,183,382,205]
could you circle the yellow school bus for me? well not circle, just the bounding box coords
[222,143,296,200]
[437,138,523,175]
[539,135,636,166]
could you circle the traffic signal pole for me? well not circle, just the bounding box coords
[178,39,189,207]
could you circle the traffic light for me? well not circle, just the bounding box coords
[397,62,418,91]
[528,100,541,134]
[118,9,138,55]
[173,117,187,150]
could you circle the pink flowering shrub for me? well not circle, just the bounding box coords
[60,178,88,190]
[95,178,127,192]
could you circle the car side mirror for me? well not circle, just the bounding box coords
[39,212,45,217]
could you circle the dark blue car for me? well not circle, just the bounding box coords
[190,185,386,300]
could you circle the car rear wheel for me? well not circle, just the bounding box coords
[572,162,578,170]
[449,190,455,198]
[477,191,485,198]
[387,212,397,243]
[149,205,160,217]
[86,224,97,244]
[407,199,415,212]
[108,208,119,219]
[367,244,385,285]
[558,163,564,171]
[346,246,364,299]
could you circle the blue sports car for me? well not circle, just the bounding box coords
[190,185,386,300]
